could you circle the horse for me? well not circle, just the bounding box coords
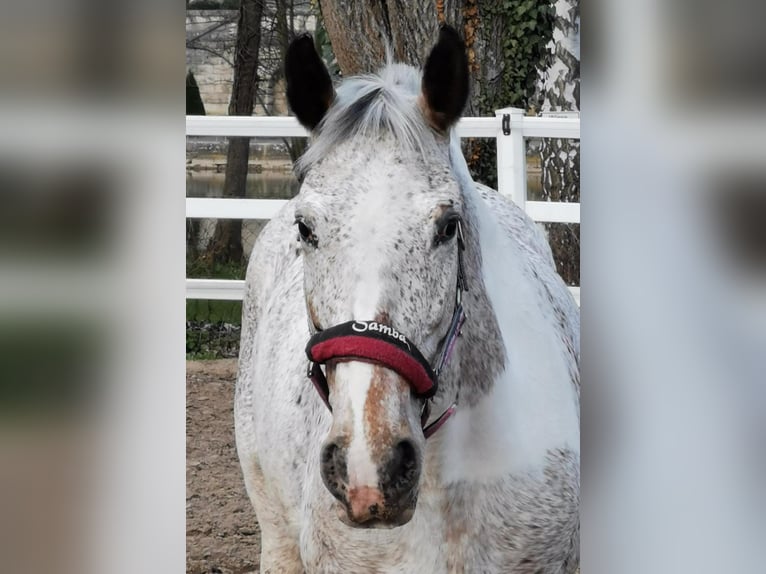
[235,26,580,573]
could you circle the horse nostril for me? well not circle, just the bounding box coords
[386,439,419,490]
[395,439,417,468]
[320,440,347,502]
[321,441,338,465]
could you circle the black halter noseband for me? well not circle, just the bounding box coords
[304,222,467,439]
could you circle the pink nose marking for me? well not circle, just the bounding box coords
[347,486,384,522]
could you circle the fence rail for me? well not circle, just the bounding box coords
[186,108,580,304]
[185,114,580,139]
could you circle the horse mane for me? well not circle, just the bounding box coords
[295,62,438,177]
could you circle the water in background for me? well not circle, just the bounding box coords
[186,171,299,200]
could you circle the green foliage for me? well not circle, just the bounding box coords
[186,255,247,281]
[185,255,244,358]
[477,0,555,112]
[187,300,243,325]
[186,300,243,360]
[468,0,555,187]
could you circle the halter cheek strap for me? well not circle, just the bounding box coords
[304,221,467,439]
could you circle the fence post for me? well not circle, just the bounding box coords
[494,107,526,209]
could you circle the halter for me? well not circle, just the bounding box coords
[304,222,467,439]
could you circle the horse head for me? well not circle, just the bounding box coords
[285,26,470,528]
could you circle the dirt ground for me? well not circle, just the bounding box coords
[187,359,261,574]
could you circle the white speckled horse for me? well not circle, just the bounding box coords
[235,26,580,573]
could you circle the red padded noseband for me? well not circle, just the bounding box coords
[306,321,437,399]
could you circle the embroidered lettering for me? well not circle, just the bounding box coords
[351,321,410,349]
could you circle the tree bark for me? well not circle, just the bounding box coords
[317,1,435,75]
[537,0,580,200]
[536,0,580,286]
[208,0,265,267]
[317,2,499,112]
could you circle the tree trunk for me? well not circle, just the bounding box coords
[275,0,289,53]
[316,1,495,110]
[316,1,550,189]
[537,0,579,200]
[208,0,265,267]
[317,1,433,75]
[536,0,580,286]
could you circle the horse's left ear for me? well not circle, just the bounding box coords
[285,33,335,131]
[420,25,470,133]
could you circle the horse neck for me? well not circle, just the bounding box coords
[428,139,580,481]
[446,193,506,407]
[442,182,554,402]
[441,137,507,407]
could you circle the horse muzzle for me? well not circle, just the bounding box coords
[321,433,421,529]
[335,486,417,529]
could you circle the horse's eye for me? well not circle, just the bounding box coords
[295,219,318,247]
[297,221,312,240]
[436,217,459,244]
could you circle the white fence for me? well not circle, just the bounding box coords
[186,107,580,304]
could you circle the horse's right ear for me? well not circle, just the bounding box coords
[420,25,470,133]
[285,33,335,131]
